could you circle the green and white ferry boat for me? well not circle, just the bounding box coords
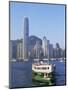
[32,60,55,86]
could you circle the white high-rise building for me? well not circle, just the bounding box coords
[17,39,23,59]
[42,36,49,58]
[34,41,43,59]
[23,17,29,60]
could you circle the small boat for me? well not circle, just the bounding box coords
[60,59,63,62]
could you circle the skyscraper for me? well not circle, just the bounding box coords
[42,36,49,58]
[23,17,29,60]
[17,39,23,59]
[10,40,17,59]
[56,43,61,58]
[49,44,53,58]
[34,40,42,59]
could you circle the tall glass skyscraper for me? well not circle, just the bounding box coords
[23,17,29,59]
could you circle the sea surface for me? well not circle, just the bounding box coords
[49,60,66,86]
[9,59,66,88]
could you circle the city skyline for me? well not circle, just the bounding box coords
[9,2,66,88]
[10,2,65,49]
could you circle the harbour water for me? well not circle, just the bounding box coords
[49,60,66,86]
[9,60,32,88]
[9,59,66,88]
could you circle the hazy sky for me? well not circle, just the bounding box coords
[10,2,65,48]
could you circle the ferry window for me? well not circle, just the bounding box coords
[48,67,49,69]
[42,67,46,69]
[37,67,41,69]
[46,73,47,76]
[34,67,36,69]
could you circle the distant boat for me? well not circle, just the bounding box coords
[10,59,16,62]
[60,59,63,62]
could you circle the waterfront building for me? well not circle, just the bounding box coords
[29,35,42,59]
[9,41,12,60]
[47,40,50,59]
[23,17,29,60]
[42,36,49,58]
[49,44,53,58]
[10,40,17,59]
[34,40,43,59]
[55,43,61,58]
[53,48,57,58]
[63,49,66,58]
[17,39,23,59]
[60,48,64,57]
